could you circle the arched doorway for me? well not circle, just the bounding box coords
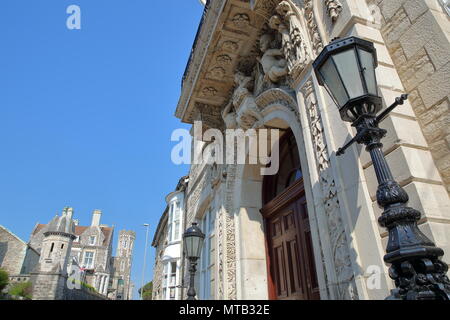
[261,129,320,300]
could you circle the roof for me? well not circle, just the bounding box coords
[0,225,40,255]
[33,223,114,246]
[151,206,169,247]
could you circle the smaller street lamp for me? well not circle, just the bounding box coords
[183,222,205,300]
[313,36,450,300]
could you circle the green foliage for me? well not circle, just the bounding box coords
[0,269,8,292]
[8,281,32,299]
[68,278,97,292]
[139,281,153,300]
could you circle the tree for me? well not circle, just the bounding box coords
[138,281,153,300]
[0,269,9,292]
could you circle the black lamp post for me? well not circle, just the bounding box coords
[183,222,205,300]
[313,36,450,300]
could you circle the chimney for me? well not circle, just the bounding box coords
[91,209,102,226]
[62,207,74,220]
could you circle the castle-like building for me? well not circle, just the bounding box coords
[0,207,135,300]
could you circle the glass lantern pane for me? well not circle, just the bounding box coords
[319,57,348,107]
[195,236,204,258]
[358,48,378,96]
[333,49,365,100]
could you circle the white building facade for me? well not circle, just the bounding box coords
[152,177,189,300]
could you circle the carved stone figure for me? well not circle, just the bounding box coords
[222,72,263,130]
[325,0,343,22]
[257,33,288,83]
[269,1,310,78]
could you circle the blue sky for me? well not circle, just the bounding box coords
[0,0,204,299]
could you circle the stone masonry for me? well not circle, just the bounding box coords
[377,0,450,193]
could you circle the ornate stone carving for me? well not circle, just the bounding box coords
[232,13,250,29]
[201,87,218,97]
[194,102,224,131]
[251,0,280,20]
[222,40,239,52]
[304,0,324,56]
[325,0,343,22]
[269,1,310,79]
[207,67,226,81]
[302,79,358,300]
[224,164,237,300]
[255,87,299,119]
[258,33,288,84]
[216,54,233,67]
[222,72,263,130]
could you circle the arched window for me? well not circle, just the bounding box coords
[263,130,303,204]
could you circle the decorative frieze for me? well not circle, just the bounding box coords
[304,0,324,57]
[224,164,237,300]
[302,79,358,300]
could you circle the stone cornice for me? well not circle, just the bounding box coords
[175,0,228,121]
[175,0,274,125]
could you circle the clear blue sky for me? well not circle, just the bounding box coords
[0,0,204,299]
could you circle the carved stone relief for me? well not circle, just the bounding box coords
[224,164,237,300]
[301,79,358,300]
[304,0,324,57]
[269,1,310,80]
[325,0,343,22]
[232,13,251,29]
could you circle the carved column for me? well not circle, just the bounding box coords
[301,79,359,300]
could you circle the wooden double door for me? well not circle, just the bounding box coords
[262,180,320,300]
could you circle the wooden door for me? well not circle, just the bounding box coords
[263,180,320,300]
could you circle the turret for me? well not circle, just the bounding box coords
[38,207,76,274]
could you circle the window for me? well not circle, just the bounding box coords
[89,236,96,245]
[167,200,182,242]
[83,251,94,268]
[162,261,178,300]
[122,238,128,249]
[263,130,303,204]
[120,260,125,272]
[173,201,181,241]
[199,209,216,300]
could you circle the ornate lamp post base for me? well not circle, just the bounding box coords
[338,95,450,300]
[186,258,198,300]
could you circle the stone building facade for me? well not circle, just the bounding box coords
[110,230,136,300]
[165,0,450,300]
[29,207,135,299]
[152,176,188,300]
[0,225,39,283]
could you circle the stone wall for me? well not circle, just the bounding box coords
[31,272,108,300]
[0,226,39,275]
[377,0,450,193]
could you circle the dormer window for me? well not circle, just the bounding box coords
[89,236,96,245]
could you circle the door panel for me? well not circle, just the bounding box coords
[265,184,320,300]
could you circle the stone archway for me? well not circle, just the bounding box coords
[231,90,326,300]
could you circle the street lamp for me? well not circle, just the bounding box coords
[313,36,450,300]
[140,223,150,300]
[183,222,205,300]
